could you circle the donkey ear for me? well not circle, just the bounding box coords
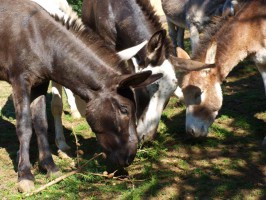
[146,29,167,65]
[170,55,215,72]
[117,40,148,60]
[118,70,162,89]
[205,40,217,64]
[176,47,191,59]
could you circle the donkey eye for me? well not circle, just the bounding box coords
[194,91,202,99]
[194,90,204,101]
[120,105,128,115]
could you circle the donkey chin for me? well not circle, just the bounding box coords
[96,134,138,168]
[107,149,137,168]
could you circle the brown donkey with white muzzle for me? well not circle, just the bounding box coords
[177,0,266,145]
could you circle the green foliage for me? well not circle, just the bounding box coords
[67,0,83,16]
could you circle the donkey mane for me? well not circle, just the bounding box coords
[51,4,125,70]
[135,0,174,57]
[192,0,250,60]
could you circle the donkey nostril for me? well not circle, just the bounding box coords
[126,154,135,167]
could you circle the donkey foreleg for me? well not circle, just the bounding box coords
[31,83,61,178]
[64,87,82,119]
[177,27,185,50]
[12,78,34,192]
[51,82,71,152]
[167,19,178,51]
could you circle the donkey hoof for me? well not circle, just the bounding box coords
[71,110,82,119]
[59,144,71,152]
[56,140,71,152]
[58,149,72,159]
[18,180,34,193]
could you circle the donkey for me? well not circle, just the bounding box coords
[31,0,150,152]
[161,0,228,54]
[0,0,166,192]
[176,0,266,145]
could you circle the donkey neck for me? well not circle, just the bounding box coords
[114,0,165,65]
[195,1,264,81]
[49,23,121,101]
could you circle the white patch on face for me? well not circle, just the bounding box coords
[131,57,140,72]
[185,106,209,137]
[137,59,178,141]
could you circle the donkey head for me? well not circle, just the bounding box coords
[135,30,178,142]
[181,68,222,137]
[85,70,162,167]
[177,43,222,137]
[136,30,219,142]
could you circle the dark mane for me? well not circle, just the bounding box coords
[53,11,128,72]
[192,0,250,60]
[135,0,174,57]
[136,0,163,31]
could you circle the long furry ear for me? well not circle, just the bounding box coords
[118,71,152,89]
[205,40,217,64]
[146,30,167,66]
[170,55,215,73]
[176,47,190,59]
[118,70,162,89]
[117,40,148,60]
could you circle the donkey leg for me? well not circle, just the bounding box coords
[31,83,61,178]
[51,82,71,152]
[167,19,178,52]
[64,87,82,119]
[177,27,185,50]
[11,79,34,193]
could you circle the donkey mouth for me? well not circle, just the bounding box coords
[107,151,136,168]
[186,126,209,137]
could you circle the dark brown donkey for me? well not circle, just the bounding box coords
[0,0,164,192]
